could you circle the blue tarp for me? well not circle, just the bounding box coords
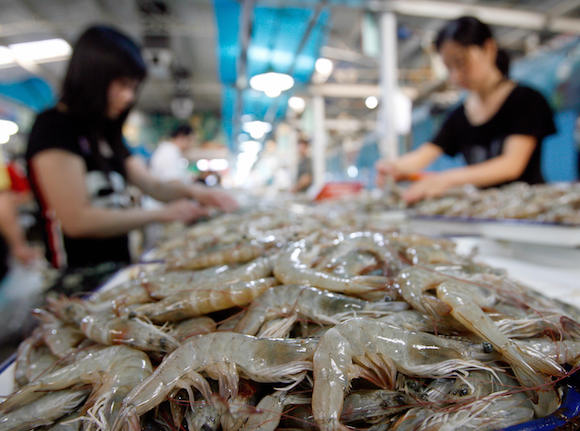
[0,77,54,112]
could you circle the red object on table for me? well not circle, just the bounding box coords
[314,182,364,201]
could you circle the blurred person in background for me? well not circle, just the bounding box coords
[26,25,237,273]
[0,151,38,283]
[293,137,313,192]
[150,124,194,184]
[376,16,556,203]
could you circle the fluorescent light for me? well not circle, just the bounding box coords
[288,96,306,113]
[365,96,378,109]
[197,159,209,171]
[240,140,262,154]
[242,121,272,140]
[0,47,14,66]
[208,158,229,171]
[347,165,358,178]
[0,120,19,136]
[0,134,9,144]
[249,72,294,98]
[9,38,71,63]
[315,58,333,76]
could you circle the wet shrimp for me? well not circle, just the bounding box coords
[112,333,317,431]
[127,277,278,323]
[0,389,89,431]
[274,239,388,296]
[436,279,563,417]
[236,284,408,337]
[312,317,497,430]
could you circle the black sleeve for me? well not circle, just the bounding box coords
[116,137,133,161]
[26,109,81,160]
[431,107,463,156]
[506,86,556,141]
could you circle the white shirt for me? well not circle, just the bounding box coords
[149,141,190,183]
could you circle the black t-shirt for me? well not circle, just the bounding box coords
[432,84,556,185]
[26,107,133,269]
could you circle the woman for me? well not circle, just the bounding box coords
[376,16,556,203]
[26,26,237,270]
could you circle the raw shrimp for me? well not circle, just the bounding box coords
[0,345,153,431]
[128,277,278,322]
[34,309,84,358]
[14,329,57,387]
[436,279,563,417]
[167,241,267,270]
[111,333,317,431]
[236,284,408,336]
[171,316,216,342]
[340,389,413,424]
[0,389,89,431]
[240,390,310,431]
[312,317,496,431]
[274,239,388,296]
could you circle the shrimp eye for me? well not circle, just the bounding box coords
[394,394,407,404]
[482,342,493,353]
[453,385,470,396]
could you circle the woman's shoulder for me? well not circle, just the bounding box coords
[509,83,550,104]
[32,106,75,130]
[27,106,81,159]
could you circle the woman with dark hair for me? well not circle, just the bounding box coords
[376,16,556,202]
[26,26,237,270]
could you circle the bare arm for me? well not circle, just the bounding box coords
[375,143,442,186]
[126,156,238,212]
[0,192,38,263]
[31,150,205,238]
[404,135,537,202]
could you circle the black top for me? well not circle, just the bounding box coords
[432,84,556,186]
[26,107,133,269]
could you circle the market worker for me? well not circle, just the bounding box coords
[150,124,195,184]
[0,151,37,282]
[376,16,556,203]
[26,26,238,269]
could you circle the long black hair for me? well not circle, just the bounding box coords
[60,25,147,169]
[435,16,510,77]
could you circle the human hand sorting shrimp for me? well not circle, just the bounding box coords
[189,183,239,213]
[402,173,454,203]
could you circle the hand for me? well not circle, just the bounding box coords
[160,199,210,224]
[11,243,41,265]
[375,159,403,187]
[403,174,452,203]
[190,185,239,213]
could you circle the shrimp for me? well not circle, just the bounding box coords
[391,391,534,431]
[184,398,222,431]
[34,309,84,358]
[312,317,497,431]
[14,329,58,387]
[274,239,388,296]
[236,284,408,336]
[171,316,216,342]
[166,241,267,270]
[1,345,152,430]
[517,338,580,366]
[49,297,179,353]
[240,390,310,431]
[0,389,89,431]
[340,389,413,424]
[111,333,317,431]
[127,277,278,323]
[436,279,563,417]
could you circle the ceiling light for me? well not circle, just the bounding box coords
[242,121,272,140]
[197,159,209,171]
[315,58,333,76]
[9,38,71,63]
[240,140,262,154]
[0,134,9,144]
[288,96,306,113]
[365,96,378,109]
[0,47,14,66]
[0,120,19,136]
[249,72,294,98]
[208,158,229,171]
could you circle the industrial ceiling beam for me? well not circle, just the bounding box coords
[368,0,580,35]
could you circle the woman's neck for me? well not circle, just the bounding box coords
[473,69,506,101]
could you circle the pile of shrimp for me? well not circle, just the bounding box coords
[411,182,580,225]
[3,202,580,431]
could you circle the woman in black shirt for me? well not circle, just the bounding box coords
[376,16,556,203]
[27,26,238,269]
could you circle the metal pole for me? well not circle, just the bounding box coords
[378,11,398,160]
[312,95,326,191]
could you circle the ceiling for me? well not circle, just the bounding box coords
[0,0,578,137]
